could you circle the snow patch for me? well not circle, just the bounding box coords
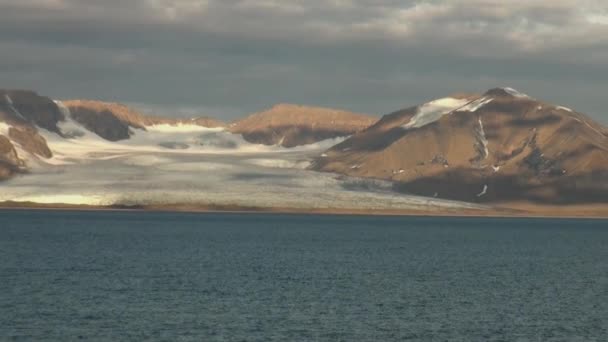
[459,97,493,112]
[478,118,489,160]
[0,122,11,135]
[556,106,573,112]
[501,87,530,98]
[290,136,348,151]
[8,194,113,206]
[54,100,71,118]
[471,117,489,166]
[145,124,222,133]
[403,97,470,129]
[476,185,488,197]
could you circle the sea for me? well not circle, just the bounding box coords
[1,210,607,341]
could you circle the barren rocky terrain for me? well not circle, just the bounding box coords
[2,87,608,216]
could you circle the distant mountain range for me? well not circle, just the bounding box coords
[1,87,607,209]
[0,89,374,176]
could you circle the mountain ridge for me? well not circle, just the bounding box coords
[0,89,378,180]
[229,103,377,147]
[311,87,608,204]
[2,86,608,209]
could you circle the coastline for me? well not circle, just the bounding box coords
[1,201,607,220]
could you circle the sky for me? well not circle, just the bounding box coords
[1,0,608,122]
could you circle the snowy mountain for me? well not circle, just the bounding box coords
[2,87,608,213]
[0,90,370,179]
[312,88,608,204]
[3,89,479,212]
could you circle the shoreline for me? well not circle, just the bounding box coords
[1,201,607,220]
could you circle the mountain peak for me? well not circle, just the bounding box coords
[313,87,608,204]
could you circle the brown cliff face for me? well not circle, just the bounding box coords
[8,127,53,158]
[0,90,54,163]
[0,135,21,181]
[0,135,20,164]
[63,100,225,141]
[229,104,377,147]
[0,90,64,134]
[312,88,608,204]
[0,93,229,181]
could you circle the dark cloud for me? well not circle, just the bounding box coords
[0,0,607,122]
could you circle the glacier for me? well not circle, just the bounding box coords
[0,102,485,211]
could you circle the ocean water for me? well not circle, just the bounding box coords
[1,210,607,341]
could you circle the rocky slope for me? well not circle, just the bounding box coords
[312,88,608,204]
[0,90,58,179]
[230,104,377,147]
[0,90,378,182]
[63,100,225,141]
[0,90,227,179]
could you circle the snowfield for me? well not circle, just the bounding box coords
[402,98,470,129]
[402,96,493,130]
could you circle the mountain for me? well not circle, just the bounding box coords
[0,90,228,179]
[63,100,225,141]
[311,88,608,204]
[4,89,472,214]
[0,90,378,183]
[0,90,58,179]
[3,86,608,214]
[229,103,377,147]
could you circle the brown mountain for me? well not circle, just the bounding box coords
[229,103,377,147]
[63,100,225,141]
[312,88,608,204]
[0,90,58,179]
[0,91,226,179]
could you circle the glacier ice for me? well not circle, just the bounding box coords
[0,107,485,211]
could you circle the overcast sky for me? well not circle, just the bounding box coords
[1,0,607,122]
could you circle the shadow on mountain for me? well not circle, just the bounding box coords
[331,126,407,153]
[239,126,360,148]
[393,168,608,205]
[1,90,64,134]
[508,114,562,127]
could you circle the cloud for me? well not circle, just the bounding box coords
[0,0,607,122]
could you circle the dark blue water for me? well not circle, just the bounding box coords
[1,210,607,341]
